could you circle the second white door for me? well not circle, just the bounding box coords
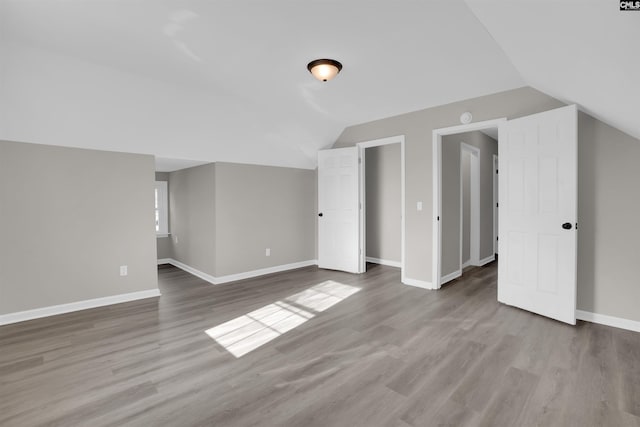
[498,104,578,325]
[317,147,361,273]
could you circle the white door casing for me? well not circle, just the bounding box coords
[317,147,361,273]
[498,104,578,325]
[493,154,499,255]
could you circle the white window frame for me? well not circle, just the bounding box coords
[155,181,169,237]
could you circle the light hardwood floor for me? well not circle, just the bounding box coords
[1,262,639,426]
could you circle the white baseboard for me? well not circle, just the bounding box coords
[441,269,462,285]
[403,277,435,290]
[576,310,640,333]
[166,258,218,284]
[215,260,318,284]
[365,257,402,268]
[157,258,172,265]
[162,258,318,285]
[461,260,471,269]
[478,255,496,266]
[0,289,161,326]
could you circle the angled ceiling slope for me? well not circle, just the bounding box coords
[0,0,524,169]
[466,0,640,141]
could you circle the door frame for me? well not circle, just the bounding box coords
[460,143,481,271]
[357,135,406,282]
[432,118,506,289]
[493,154,499,255]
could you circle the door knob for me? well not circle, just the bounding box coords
[562,222,572,230]
[318,213,323,217]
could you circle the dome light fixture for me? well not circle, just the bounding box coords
[307,58,342,82]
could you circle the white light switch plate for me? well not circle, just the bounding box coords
[417,201,423,211]
[120,265,128,276]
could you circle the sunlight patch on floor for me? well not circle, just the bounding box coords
[205,280,360,357]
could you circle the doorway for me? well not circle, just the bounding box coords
[363,144,402,268]
[357,136,406,282]
[432,118,505,289]
[438,129,498,286]
[432,106,578,325]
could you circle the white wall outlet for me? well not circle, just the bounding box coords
[417,201,423,211]
[120,265,128,276]
[265,248,271,256]
[173,235,178,244]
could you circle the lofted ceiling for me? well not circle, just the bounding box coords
[466,0,640,143]
[0,1,636,170]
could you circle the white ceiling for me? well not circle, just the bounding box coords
[155,157,210,173]
[0,0,524,170]
[466,0,640,142]
[0,1,636,170]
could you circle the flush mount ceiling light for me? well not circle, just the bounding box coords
[307,59,342,82]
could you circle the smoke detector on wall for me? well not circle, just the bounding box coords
[460,112,473,124]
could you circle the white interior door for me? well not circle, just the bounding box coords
[498,104,577,325]
[318,147,361,273]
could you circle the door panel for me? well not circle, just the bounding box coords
[318,147,361,273]
[498,105,577,325]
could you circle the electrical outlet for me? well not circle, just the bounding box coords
[120,265,128,276]
[265,248,271,257]
[417,201,423,211]
[174,235,178,244]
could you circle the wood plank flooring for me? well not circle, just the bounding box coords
[1,262,640,426]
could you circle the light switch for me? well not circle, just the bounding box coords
[417,201,423,211]
[120,265,128,276]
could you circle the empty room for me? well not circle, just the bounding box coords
[1,1,640,426]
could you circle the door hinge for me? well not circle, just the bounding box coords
[358,157,362,164]
[496,169,499,174]
[575,222,578,230]
[437,216,440,221]
[496,202,499,208]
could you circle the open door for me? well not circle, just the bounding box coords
[498,104,578,324]
[317,147,362,273]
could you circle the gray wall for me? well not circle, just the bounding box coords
[0,140,158,314]
[577,112,640,322]
[155,172,172,260]
[333,86,640,323]
[441,138,461,276]
[165,162,316,278]
[156,236,173,260]
[441,131,498,276]
[214,162,316,276]
[334,87,563,282]
[365,144,401,263]
[168,164,216,275]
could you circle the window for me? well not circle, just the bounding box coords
[154,181,169,237]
